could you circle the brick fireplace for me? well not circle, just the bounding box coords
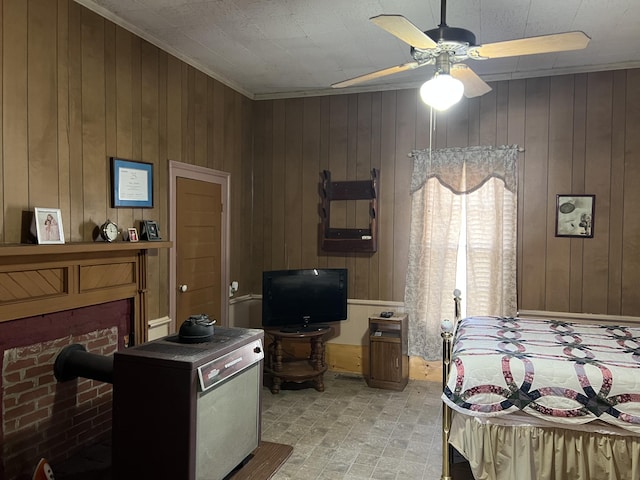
[1,301,130,479]
[0,242,168,480]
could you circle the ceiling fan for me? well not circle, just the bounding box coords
[332,0,590,110]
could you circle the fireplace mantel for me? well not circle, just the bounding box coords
[0,241,171,344]
[0,241,170,257]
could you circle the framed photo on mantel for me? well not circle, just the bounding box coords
[140,220,161,241]
[555,194,595,238]
[33,207,65,244]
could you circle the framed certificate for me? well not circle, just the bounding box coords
[111,158,153,208]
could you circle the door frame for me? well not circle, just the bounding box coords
[169,161,230,331]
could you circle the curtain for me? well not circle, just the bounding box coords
[405,145,519,360]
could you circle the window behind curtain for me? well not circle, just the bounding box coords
[405,146,519,360]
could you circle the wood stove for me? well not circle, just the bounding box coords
[111,327,264,480]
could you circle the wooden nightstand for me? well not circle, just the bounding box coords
[367,314,408,391]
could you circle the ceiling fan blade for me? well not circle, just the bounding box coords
[332,62,421,88]
[474,31,590,59]
[451,64,492,98]
[370,15,437,50]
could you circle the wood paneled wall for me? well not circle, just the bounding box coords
[252,93,415,302]
[253,69,640,317]
[0,0,253,321]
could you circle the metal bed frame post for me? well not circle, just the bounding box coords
[441,289,461,480]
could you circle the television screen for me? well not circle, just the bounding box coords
[262,268,348,332]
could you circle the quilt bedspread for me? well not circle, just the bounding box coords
[442,316,640,434]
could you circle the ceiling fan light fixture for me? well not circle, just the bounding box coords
[420,73,464,111]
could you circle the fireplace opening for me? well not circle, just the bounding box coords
[0,300,131,480]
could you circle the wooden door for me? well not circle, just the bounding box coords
[175,177,222,325]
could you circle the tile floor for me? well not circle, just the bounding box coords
[261,373,445,480]
[55,372,450,480]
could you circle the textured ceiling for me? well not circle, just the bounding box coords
[76,0,640,99]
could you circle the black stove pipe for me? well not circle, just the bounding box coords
[54,344,114,384]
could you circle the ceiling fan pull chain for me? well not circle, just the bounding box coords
[429,106,436,160]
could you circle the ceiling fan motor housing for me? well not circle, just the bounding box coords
[426,26,477,46]
[411,26,477,64]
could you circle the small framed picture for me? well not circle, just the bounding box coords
[127,227,139,242]
[140,220,161,241]
[556,194,595,238]
[33,208,65,244]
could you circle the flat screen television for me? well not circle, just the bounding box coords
[262,268,348,332]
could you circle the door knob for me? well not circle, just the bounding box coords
[179,284,188,292]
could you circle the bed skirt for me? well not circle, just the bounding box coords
[449,413,640,480]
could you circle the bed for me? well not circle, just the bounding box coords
[440,294,640,480]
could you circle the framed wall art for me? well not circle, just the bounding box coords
[555,194,595,238]
[111,158,153,208]
[33,208,65,244]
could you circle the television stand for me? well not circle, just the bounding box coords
[264,327,331,394]
[280,324,328,334]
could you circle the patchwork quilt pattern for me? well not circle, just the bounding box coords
[442,316,640,433]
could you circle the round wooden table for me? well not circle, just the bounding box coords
[264,327,331,393]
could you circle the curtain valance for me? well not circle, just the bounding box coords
[410,145,519,195]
